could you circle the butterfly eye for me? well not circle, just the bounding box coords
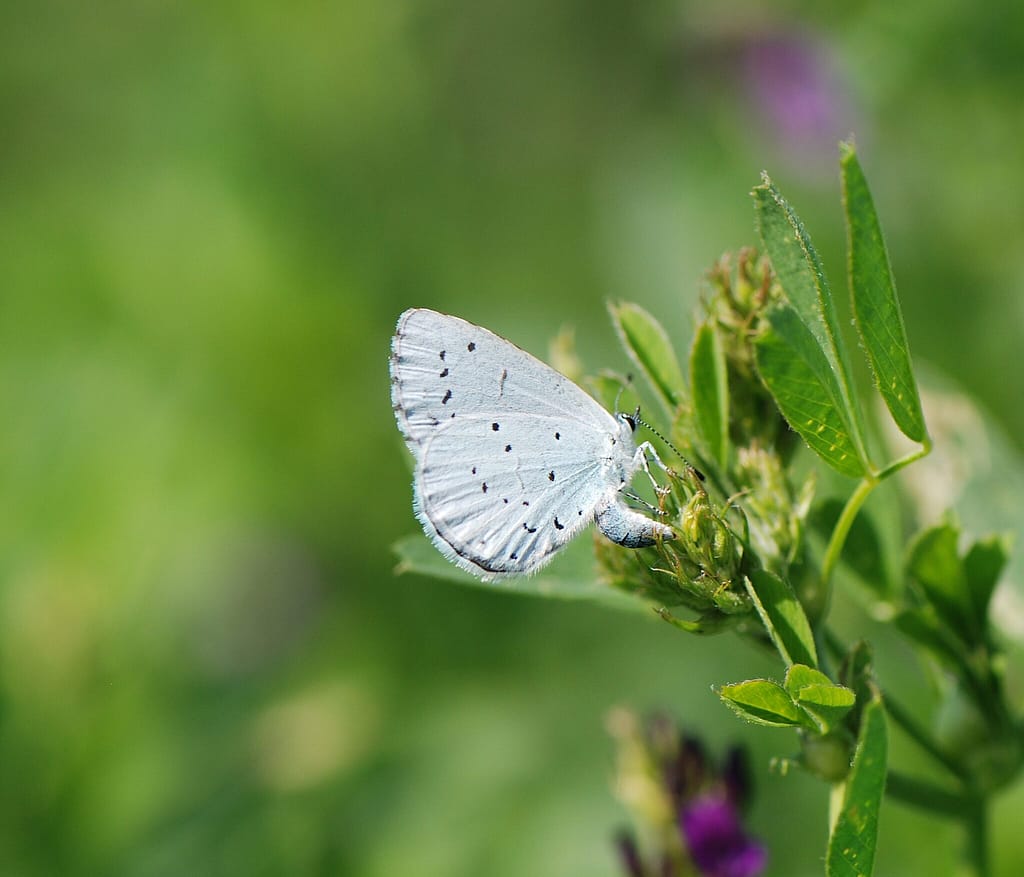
[620,407,640,432]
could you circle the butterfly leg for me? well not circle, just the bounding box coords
[595,494,675,548]
[622,489,669,516]
[634,441,673,496]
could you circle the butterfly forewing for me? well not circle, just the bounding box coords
[390,309,616,452]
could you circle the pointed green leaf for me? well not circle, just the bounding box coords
[608,301,686,416]
[963,534,1011,630]
[719,679,814,728]
[754,175,869,465]
[785,664,856,734]
[690,320,730,470]
[745,569,818,668]
[755,304,868,478]
[840,142,927,443]
[906,521,974,641]
[827,688,888,877]
[393,534,645,613]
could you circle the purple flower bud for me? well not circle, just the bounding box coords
[681,795,767,877]
[665,733,708,807]
[721,746,753,810]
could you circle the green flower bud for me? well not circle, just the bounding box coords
[801,731,852,783]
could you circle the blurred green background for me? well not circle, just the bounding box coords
[2,2,1023,875]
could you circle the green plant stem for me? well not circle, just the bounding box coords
[818,438,932,621]
[820,476,877,612]
[963,798,989,877]
[873,437,933,481]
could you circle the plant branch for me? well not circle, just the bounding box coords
[873,437,933,481]
[819,476,877,615]
[963,798,990,877]
[885,770,966,819]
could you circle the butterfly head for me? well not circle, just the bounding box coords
[618,405,641,433]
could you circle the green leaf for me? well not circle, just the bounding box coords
[906,521,974,641]
[840,142,927,444]
[608,301,686,417]
[745,569,819,668]
[784,663,833,694]
[827,687,888,877]
[719,679,814,728]
[755,304,868,478]
[690,321,730,471]
[963,534,1011,631]
[785,664,856,734]
[754,175,869,466]
[392,534,645,613]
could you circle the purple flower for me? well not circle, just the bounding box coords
[681,795,767,877]
[742,30,851,156]
[610,713,767,877]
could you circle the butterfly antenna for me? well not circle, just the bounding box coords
[634,411,706,482]
[612,373,637,416]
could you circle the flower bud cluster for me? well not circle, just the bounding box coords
[704,249,794,455]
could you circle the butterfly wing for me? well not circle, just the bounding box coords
[390,308,616,452]
[413,412,615,580]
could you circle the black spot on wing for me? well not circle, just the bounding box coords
[442,389,452,405]
[491,422,500,431]
[548,471,555,481]
[481,482,488,493]
[467,342,476,352]
[555,432,560,440]
[439,350,446,360]
[554,517,564,530]
[523,523,537,534]
[505,444,512,452]
[439,367,449,377]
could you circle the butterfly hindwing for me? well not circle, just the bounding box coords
[415,412,613,579]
